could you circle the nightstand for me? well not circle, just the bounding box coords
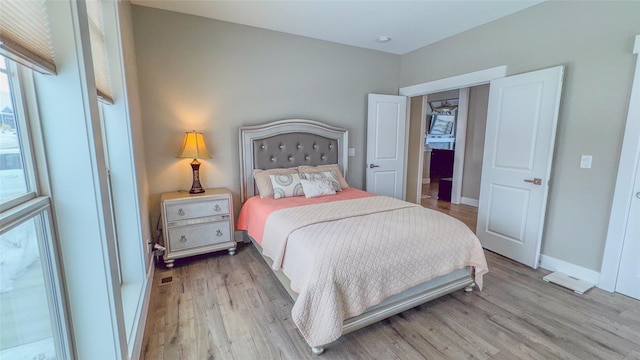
[160,188,236,268]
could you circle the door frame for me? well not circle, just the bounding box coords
[406,95,428,204]
[399,66,507,203]
[452,88,469,204]
[600,35,640,291]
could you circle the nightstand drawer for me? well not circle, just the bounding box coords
[165,198,229,221]
[167,220,232,251]
[160,188,236,267]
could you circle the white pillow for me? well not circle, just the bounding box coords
[298,164,349,189]
[299,171,342,192]
[300,179,336,198]
[269,173,305,199]
[253,168,297,198]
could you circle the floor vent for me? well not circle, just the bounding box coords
[160,276,173,285]
[543,271,594,295]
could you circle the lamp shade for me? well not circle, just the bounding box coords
[176,131,212,159]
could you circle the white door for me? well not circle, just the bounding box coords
[477,66,564,268]
[366,94,407,199]
[615,156,640,300]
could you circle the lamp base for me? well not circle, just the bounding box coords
[189,159,205,194]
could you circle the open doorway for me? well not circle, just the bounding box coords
[401,66,506,230]
[422,90,459,203]
[409,86,489,199]
[421,86,488,231]
[403,65,565,269]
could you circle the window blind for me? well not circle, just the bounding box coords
[86,0,113,104]
[0,0,56,75]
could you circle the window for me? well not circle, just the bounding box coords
[1,1,152,357]
[0,58,73,359]
[0,57,29,201]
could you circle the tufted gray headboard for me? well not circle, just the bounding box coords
[239,119,349,202]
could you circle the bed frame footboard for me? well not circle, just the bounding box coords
[246,235,475,356]
[342,275,474,335]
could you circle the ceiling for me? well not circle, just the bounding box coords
[130,0,544,55]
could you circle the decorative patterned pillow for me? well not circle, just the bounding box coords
[300,179,336,198]
[269,173,305,199]
[299,171,342,192]
[254,168,297,198]
[298,164,349,189]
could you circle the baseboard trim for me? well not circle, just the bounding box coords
[539,254,600,287]
[130,258,155,360]
[461,197,479,207]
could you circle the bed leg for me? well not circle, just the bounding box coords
[464,284,475,292]
[311,346,325,356]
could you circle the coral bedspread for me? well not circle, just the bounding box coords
[236,188,374,245]
[237,189,488,348]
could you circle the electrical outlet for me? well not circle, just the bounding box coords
[348,148,356,157]
[580,155,592,169]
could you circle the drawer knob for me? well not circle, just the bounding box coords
[180,235,187,243]
[214,204,221,212]
[178,208,185,216]
[216,229,223,237]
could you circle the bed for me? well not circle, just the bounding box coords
[237,119,488,355]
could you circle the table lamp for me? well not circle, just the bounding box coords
[176,130,212,194]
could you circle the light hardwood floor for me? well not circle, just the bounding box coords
[141,242,640,359]
[421,180,478,231]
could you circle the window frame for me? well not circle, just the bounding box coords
[2,1,153,357]
[0,59,36,208]
[0,59,75,360]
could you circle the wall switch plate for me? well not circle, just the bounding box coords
[348,148,356,157]
[580,155,592,169]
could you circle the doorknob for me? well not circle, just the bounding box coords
[636,192,640,199]
[369,164,380,168]
[524,178,542,185]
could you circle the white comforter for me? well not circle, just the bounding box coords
[261,196,488,347]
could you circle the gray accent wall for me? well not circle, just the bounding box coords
[400,1,640,272]
[131,6,400,221]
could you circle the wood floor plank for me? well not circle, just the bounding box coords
[625,350,640,360]
[481,252,640,358]
[403,309,488,360]
[421,180,478,231]
[427,299,501,358]
[140,242,640,360]
[466,275,621,358]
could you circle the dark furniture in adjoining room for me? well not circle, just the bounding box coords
[430,149,454,179]
[438,177,453,201]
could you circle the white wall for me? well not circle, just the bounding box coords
[28,1,152,357]
[400,1,640,272]
[103,1,153,356]
[118,0,152,274]
[36,1,127,357]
